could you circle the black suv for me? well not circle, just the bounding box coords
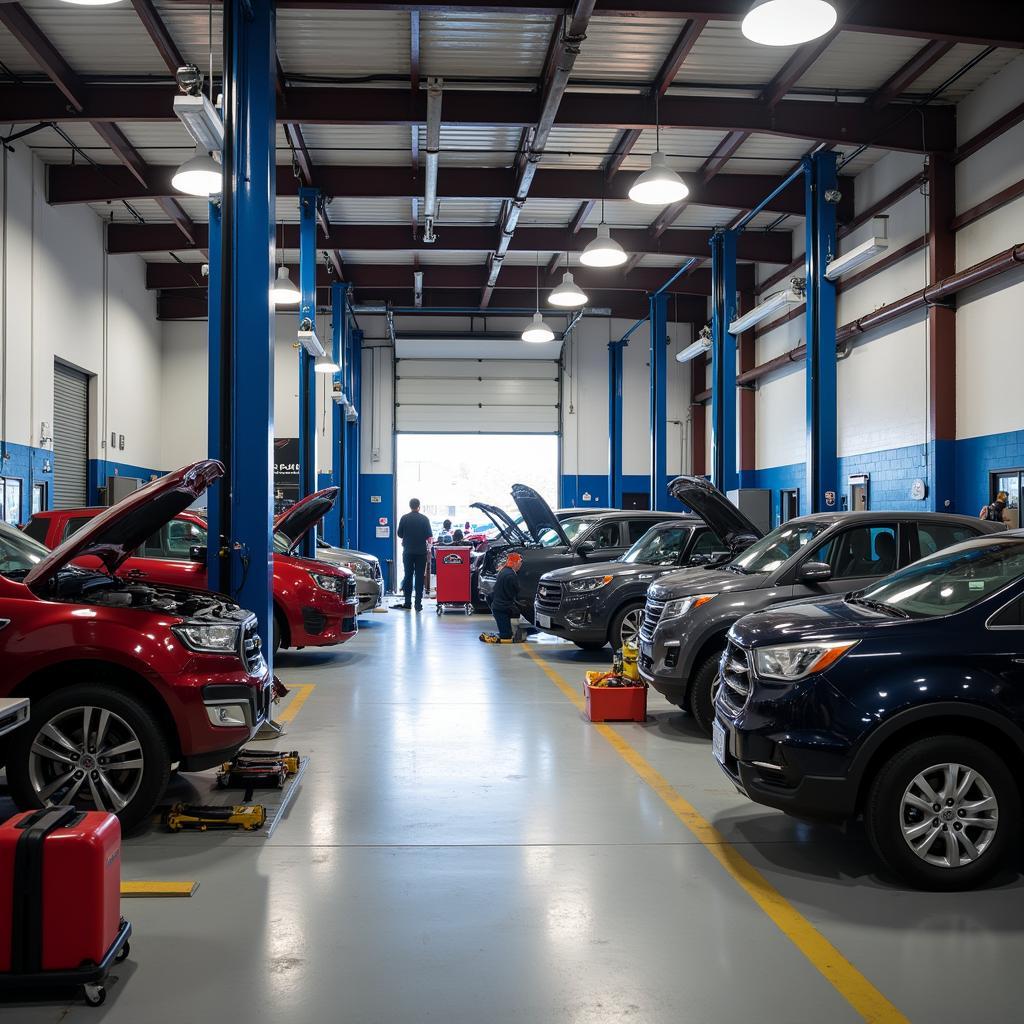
[639,476,1002,735]
[715,531,1024,890]
[533,518,731,651]
[478,484,689,628]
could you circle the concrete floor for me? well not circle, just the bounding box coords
[5,606,1024,1021]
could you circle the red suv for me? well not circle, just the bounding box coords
[0,461,271,831]
[26,487,357,654]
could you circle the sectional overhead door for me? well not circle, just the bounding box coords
[394,360,559,433]
[53,362,90,509]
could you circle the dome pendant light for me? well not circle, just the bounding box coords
[60,0,124,6]
[522,252,556,343]
[548,270,588,308]
[581,201,628,268]
[172,143,222,197]
[271,265,300,306]
[314,354,340,373]
[629,95,688,206]
[741,0,837,46]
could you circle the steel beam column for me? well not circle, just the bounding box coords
[689,349,707,476]
[803,151,839,515]
[737,289,756,484]
[212,0,277,655]
[710,230,738,493]
[607,339,625,508]
[649,292,668,510]
[327,280,347,546]
[297,184,319,558]
[345,329,363,545]
[206,199,224,591]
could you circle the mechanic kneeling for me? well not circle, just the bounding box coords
[480,552,522,644]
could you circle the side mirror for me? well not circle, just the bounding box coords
[189,545,207,564]
[577,541,596,557]
[798,560,832,583]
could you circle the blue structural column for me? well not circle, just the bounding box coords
[803,150,839,514]
[710,230,738,494]
[649,292,668,510]
[296,185,319,558]
[206,198,223,589]
[607,339,625,508]
[208,0,277,657]
[344,329,362,545]
[325,280,347,546]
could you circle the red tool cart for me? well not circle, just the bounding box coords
[434,545,474,615]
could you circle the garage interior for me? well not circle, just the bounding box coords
[1,0,1024,1018]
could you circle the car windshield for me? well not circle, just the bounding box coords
[539,517,589,547]
[622,526,688,565]
[0,522,50,579]
[728,521,829,574]
[851,539,1024,619]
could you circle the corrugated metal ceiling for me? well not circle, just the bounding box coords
[572,16,688,84]
[420,12,555,80]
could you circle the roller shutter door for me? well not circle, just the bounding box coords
[53,362,89,509]
[395,360,559,433]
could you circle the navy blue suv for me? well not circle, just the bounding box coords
[714,532,1024,890]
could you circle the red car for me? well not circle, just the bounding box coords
[26,487,357,654]
[0,460,271,831]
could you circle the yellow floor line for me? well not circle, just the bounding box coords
[121,881,198,898]
[524,644,908,1024]
[276,683,316,724]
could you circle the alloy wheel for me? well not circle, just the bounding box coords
[899,761,998,869]
[27,705,145,814]
[619,608,644,647]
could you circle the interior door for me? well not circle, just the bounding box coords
[792,522,899,599]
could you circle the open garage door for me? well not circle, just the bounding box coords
[395,360,559,434]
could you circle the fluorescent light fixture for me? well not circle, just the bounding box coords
[60,0,124,5]
[345,406,359,423]
[331,384,350,406]
[173,91,224,154]
[728,281,805,334]
[271,267,301,306]
[741,0,837,46]
[297,327,326,358]
[580,225,628,268]
[825,216,889,280]
[171,144,221,197]
[675,336,712,364]
[628,152,689,206]
[521,311,555,343]
[314,354,340,374]
[548,271,588,308]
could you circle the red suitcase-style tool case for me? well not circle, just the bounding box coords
[434,545,473,614]
[0,807,131,1007]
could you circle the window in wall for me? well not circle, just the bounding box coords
[991,471,1022,529]
[31,483,46,516]
[1,478,22,526]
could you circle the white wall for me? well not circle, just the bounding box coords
[0,134,162,475]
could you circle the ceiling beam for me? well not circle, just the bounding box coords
[129,0,186,73]
[868,40,955,109]
[0,3,85,110]
[2,84,957,152]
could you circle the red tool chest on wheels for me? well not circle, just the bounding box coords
[434,545,474,615]
[0,807,131,1007]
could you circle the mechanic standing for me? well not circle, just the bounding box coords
[393,498,433,611]
[480,552,523,644]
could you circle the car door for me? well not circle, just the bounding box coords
[581,519,629,560]
[119,519,208,587]
[791,521,900,599]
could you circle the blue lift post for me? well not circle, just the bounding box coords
[649,292,669,510]
[710,230,739,494]
[326,280,347,547]
[208,0,277,656]
[206,199,223,588]
[344,329,362,545]
[606,339,625,508]
[803,150,840,514]
[297,185,319,559]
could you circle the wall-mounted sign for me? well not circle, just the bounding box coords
[378,517,388,526]
[824,490,836,508]
[370,495,382,504]
[376,526,390,539]
[273,438,300,502]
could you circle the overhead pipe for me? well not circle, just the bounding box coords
[351,304,612,316]
[421,77,443,243]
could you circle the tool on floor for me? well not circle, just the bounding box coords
[166,804,267,832]
[583,642,648,722]
[234,749,301,773]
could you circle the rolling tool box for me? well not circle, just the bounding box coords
[434,545,474,615]
[0,807,131,1007]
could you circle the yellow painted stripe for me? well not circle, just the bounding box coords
[524,645,908,1024]
[277,683,316,724]
[121,881,198,898]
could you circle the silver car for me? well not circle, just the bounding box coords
[314,540,383,614]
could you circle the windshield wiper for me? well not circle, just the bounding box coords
[846,594,911,619]
[724,563,749,575]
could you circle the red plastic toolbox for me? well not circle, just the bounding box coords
[584,682,647,723]
[0,807,121,973]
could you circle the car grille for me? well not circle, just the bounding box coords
[535,580,563,614]
[718,641,752,717]
[639,597,666,643]
[240,617,264,676]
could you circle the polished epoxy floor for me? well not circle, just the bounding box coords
[6,607,1024,1022]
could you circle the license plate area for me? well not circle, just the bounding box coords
[537,613,551,629]
[712,719,727,764]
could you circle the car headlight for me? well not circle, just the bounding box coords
[341,559,370,575]
[753,641,858,681]
[172,622,241,655]
[566,575,613,593]
[310,572,347,593]
[661,594,715,620]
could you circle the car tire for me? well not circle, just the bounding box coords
[6,682,172,835]
[688,651,722,738]
[609,602,644,652]
[574,640,606,651]
[865,735,1018,890]
[272,611,284,654]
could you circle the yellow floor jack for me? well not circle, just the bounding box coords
[165,804,267,832]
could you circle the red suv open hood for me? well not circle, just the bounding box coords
[273,487,339,552]
[24,460,224,591]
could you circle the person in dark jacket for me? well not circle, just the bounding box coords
[980,490,1011,524]
[480,551,523,644]
[393,498,433,611]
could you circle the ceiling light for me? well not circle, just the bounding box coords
[548,271,588,308]
[581,224,628,268]
[314,354,340,374]
[59,0,124,5]
[675,335,713,364]
[521,312,555,343]
[271,266,301,306]
[628,152,689,206]
[741,0,838,46]
[171,144,221,197]
[824,216,889,280]
[728,280,805,334]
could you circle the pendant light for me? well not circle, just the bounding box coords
[271,267,300,306]
[522,253,555,343]
[59,0,123,5]
[581,200,628,268]
[629,95,688,206]
[314,353,340,373]
[172,144,221,197]
[548,252,588,308]
[741,0,837,46]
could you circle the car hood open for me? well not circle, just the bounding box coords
[470,501,530,546]
[24,459,224,591]
[668,476,762,551]
[511,484,569,546]
[274,487,340,552]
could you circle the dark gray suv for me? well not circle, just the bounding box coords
[639,476,1004,736]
